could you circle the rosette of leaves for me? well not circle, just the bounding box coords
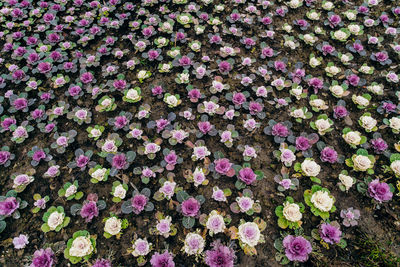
[67,107,92,125]
[316,141,345,163]
[177,13,193,27]
[195,115,218,138]
[237,144,261,162]
[153,174,182,201]
[295,159,320,182]
[43,161,60,178]
[103,214,129,239]
[58,181,84,200]
[64,230,96,264]
[123,87,142,103]
[310,114,333,135]
[65,84,84,100]
[342,128,367,148]
[108,111,132,131]
[0,190,27,233]
[290,107,313,123]
[95,95,117,112]
[161,123,189,145]
[28,105,47,122]
[197,96,226,116]
[275,197,305,229]
[329,80,349,98]
[86,125,104,141]
[133,165,163,184]
[88,165,110,183]
[47,101,69,121]
[263,120,294,144]
[106,151,136,176]
[176,191,205,229]
[311,221,347,249]
[273,143,296,166]
[183,166,210,186]
[225,90,250,109]
[352,93,372,109]
[51,130,77,153]
[70,193,106,218]
[149,211,178,237]
[356,177,395,205]
[111,181,128,203]
[199,210,231,236]
[230,189,262,216]
[147,112,176,133]
[388,154,400,177]
[0,115,16,133]
[383,116,400,134]
[345,148,375,174]
[158,62,173,73]
[127,123,144,140]
[8,93,35,113]
[308,95,328,112]
[37,121,58,134]
[337,170,356,192]
[11,170,35,192]
[67,149,95,170]
[31,194,49,213]
[209,151,235,179]
[96,133,123,158]
[330,28,351,42]
[229,217,266,256]
[137,138,162,160]
[160,148,183,171]
[232,163,264,190]
[377,101,399,114]
[121,188,154,215]
[41,206,70,232]
[27,146,52,166]
[51,74,70,88]
[219,124,239,147]
[304,185,336,220]
[10,121,34,144]
[274,168,299,192]
[163,93,182,108]
[243,99,266,119]
[137,70,151,83]
[274,229,311,265]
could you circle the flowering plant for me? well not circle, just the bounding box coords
[229,218,266,255]
[0,190,27,233]
[121,188,154,215]
[345,149,375,174]
[111,181,128,203]
[304,185,336,220]
[149,211,177,238]
[70,193,106,223]
[103,214,129,238]
[58,181,84,200]
[41,206,70,232]
[275,197,305,229]
[64,230,96,264]
[230,189,261,216]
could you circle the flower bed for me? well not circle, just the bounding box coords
[0,0,399,266]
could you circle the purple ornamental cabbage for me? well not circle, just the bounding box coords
[181,197,200,217]
[319,223,342,244]
[30,248,54,267]
[0,197,19,216]
[368,179,393,203]
[204,240,236,267]
[150,250,175,267]
[283,235,312,262]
